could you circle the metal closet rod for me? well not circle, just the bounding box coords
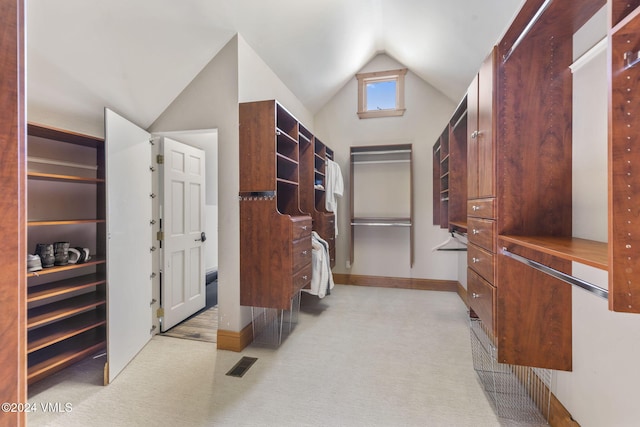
[500,247,608,300]
[503,0,553,62]
[351,149,411,156]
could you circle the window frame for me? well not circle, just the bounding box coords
[356,68,408,119]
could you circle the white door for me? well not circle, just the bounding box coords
[105,108,153,383]
[160,137,206,331]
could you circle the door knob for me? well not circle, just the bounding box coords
[195,232,207,242]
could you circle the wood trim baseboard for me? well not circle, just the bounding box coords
[333,273,458,292]
[217,323,253,352]
[549,392,580,427]
[457,282,468,307]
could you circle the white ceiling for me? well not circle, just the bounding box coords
[27,0,524,130]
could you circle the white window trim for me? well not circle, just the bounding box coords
[356,68,407,119]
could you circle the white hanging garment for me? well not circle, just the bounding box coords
[325,159,344,235]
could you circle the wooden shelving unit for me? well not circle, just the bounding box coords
[239,100,313,309]
[433,97,467,232]
[26,123,107,385]
[609,1,640,312]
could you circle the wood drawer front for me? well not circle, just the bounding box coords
[292,237,312,272]
[293,262,312,292]
[467,198,495,219]
[468,217,495,253]
[292,217,312,240]
[468,243,495,284]
[468,268,496,334]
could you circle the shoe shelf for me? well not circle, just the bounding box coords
[27,273,106,302]
[27,122,107,385]
[27,330,106,385]
[26,257,106,278]
[27,171,105,184]
[28,292,106,329]
[28,310,106,353]
[28,219,106,226]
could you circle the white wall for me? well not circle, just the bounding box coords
[150,34,314,333]
[315,54,458,280]
[551,7,640,425]
[149,35,243,331]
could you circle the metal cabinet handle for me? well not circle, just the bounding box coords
[302,275,309,280]
[472,229,480,235]
[302,250,309,255]
[472,292,480,299]
[472,205,480,211]
[195,232,207,242]
[472,257,480,263]
[471,130,479,139]
[301,225,308,230]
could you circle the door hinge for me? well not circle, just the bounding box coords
[157,231,164,241]
[156,154,164,164]
[156,307,165,318]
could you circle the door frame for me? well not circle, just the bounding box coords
[150,129,218,334]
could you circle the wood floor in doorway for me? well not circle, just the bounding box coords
[162,306,218,343]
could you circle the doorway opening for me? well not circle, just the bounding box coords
[153,129,219,344]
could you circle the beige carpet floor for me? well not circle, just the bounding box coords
[27,285,541,427]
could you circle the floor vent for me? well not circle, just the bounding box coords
[226,356,258,378]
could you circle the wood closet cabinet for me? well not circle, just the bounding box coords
[26,123,107,384]
[299,128,336,268]
[432,97,467,232]
[466,50,497,336]
[239,100,314,309]
[609,0,640,312]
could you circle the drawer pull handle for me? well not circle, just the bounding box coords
[472,292,480,299]
[301,226,308,230]
[472,257,480,263]
[302,275,309,280]
[471,130,479,139]
[472,229,479,235]
[472,205,480,211]
[302,250,309,255]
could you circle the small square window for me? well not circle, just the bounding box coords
[356,68,407,119]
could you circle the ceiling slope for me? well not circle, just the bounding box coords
[27,0,524,131]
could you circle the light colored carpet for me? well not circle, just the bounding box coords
[27,285,538,427]
[161,305,218,343]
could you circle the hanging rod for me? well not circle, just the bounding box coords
[500,247,608,300]
[503,0,554,62]
[351,149,411,156]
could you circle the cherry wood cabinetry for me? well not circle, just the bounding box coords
[467,50,495,200]
[432,97,467,232]
[491,0,606,371]
[26,123,106,384]
[240,100,327,309]
[609,0,640,312]
[299,127,336,268]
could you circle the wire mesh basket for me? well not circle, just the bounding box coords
[469,317,551,424]
[251,291,301,347]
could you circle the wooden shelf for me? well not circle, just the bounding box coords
[27,122,103,148]
[500,235,608,271]
[27,292,106,329]
[27,331,106,384]
[27,257,106,278]
[28,311,106,353]
[28,273,106,303]
[26,122,107,386]
[28,172,105,183]
[28,219,105,226]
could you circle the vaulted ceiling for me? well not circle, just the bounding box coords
[26,0,524,130]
